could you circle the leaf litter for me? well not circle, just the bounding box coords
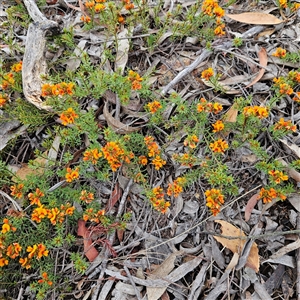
[1,0,300,299]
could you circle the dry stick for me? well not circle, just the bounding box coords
[297,213,300,300]
[124,265,142,300]
[90,179,134,300]
[160,26,265,96]
[22,0,59,111]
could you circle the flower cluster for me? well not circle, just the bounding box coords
[272,47,286,58]
[10,183,24,199]
[269,170,288,184]
[201,0,225,35]
[41,82,75,97]
[11,61,22,73]
[0,61,22,90]
[278,0,287,9]
[38,272,53,286]
[83,148,102,164]
[202,0,224,17]
[65,167,80,182]
[243,106,269,119]
[144,136,166,170]
[138,155,148,166]
[28,188,44,206]
[258,187,286,203]
[0,93,8,107]
[183,135,199,149]
[210,139,228,153]
[197,98,223,114]
[205,188,224,216]
[127,70,143,90]
[146,100,162,114]
[102,141,134,172]
[148,187,170,214]
[83,207,105,223]
[273,118,296,132]
[1,73,15,90]
[60,108,79,125]
[273,77,293,95]
[288,71,300,83]
[1,218,16,234]
[80,190,95,204]
[31,202,75,225]
[172,153,197,167]
[292,3,300,11]
[167,177,186,197]
[201,68,214,80]
[212,120,224,132]
[123,0,134,10]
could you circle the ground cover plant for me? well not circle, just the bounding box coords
[0,0,300,299]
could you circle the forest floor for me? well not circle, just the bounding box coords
[0,0,300,299]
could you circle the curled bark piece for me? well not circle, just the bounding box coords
[22,0,59,111]
[103,102,141,134]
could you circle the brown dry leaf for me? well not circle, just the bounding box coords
[146,252,181,300]
[77,220,99,262]
[257,28,275,38]
[106,182,122,210]
[245,193,260,222]
[214,220,259,272]
[246,48,268,88]
[226,12,284,25]
[103,102,141,134]
[14,155,47,181]
[224,104,238,123]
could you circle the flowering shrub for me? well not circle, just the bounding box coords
[1,0,299,297]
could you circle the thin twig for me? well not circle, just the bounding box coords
[124,265,142,300]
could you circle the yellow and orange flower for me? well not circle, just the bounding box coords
[212,120,224,132]
[81,15,92,23]
[0,257,9,267]
[273,118,296,132]
[201,68,214,80]
[101,141,128,172]
[269,170,288,184]
[10,183,24,199]
[83,148,102,164]
[272,47,286,58]
[28,188,44,206]
[138,155,148,166]
[151,155,166,170]
[243,106,269,119]
[60,108,79,125]
[65,167,80,182]
[167,177,186,197]
[11,61,22,72]
[80,190,94,203]
[210,139,228,153]
[0,94,8,107]
[1,218,16,234]
[128,70,143,90]
[183,134,199,149]
[31,205,48,223]
[258,187,286,203]
[6,243,22,259]
[38,272,53,286]
[146,100,162,114]
[205,188,224,216]
[19,257,31,269]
